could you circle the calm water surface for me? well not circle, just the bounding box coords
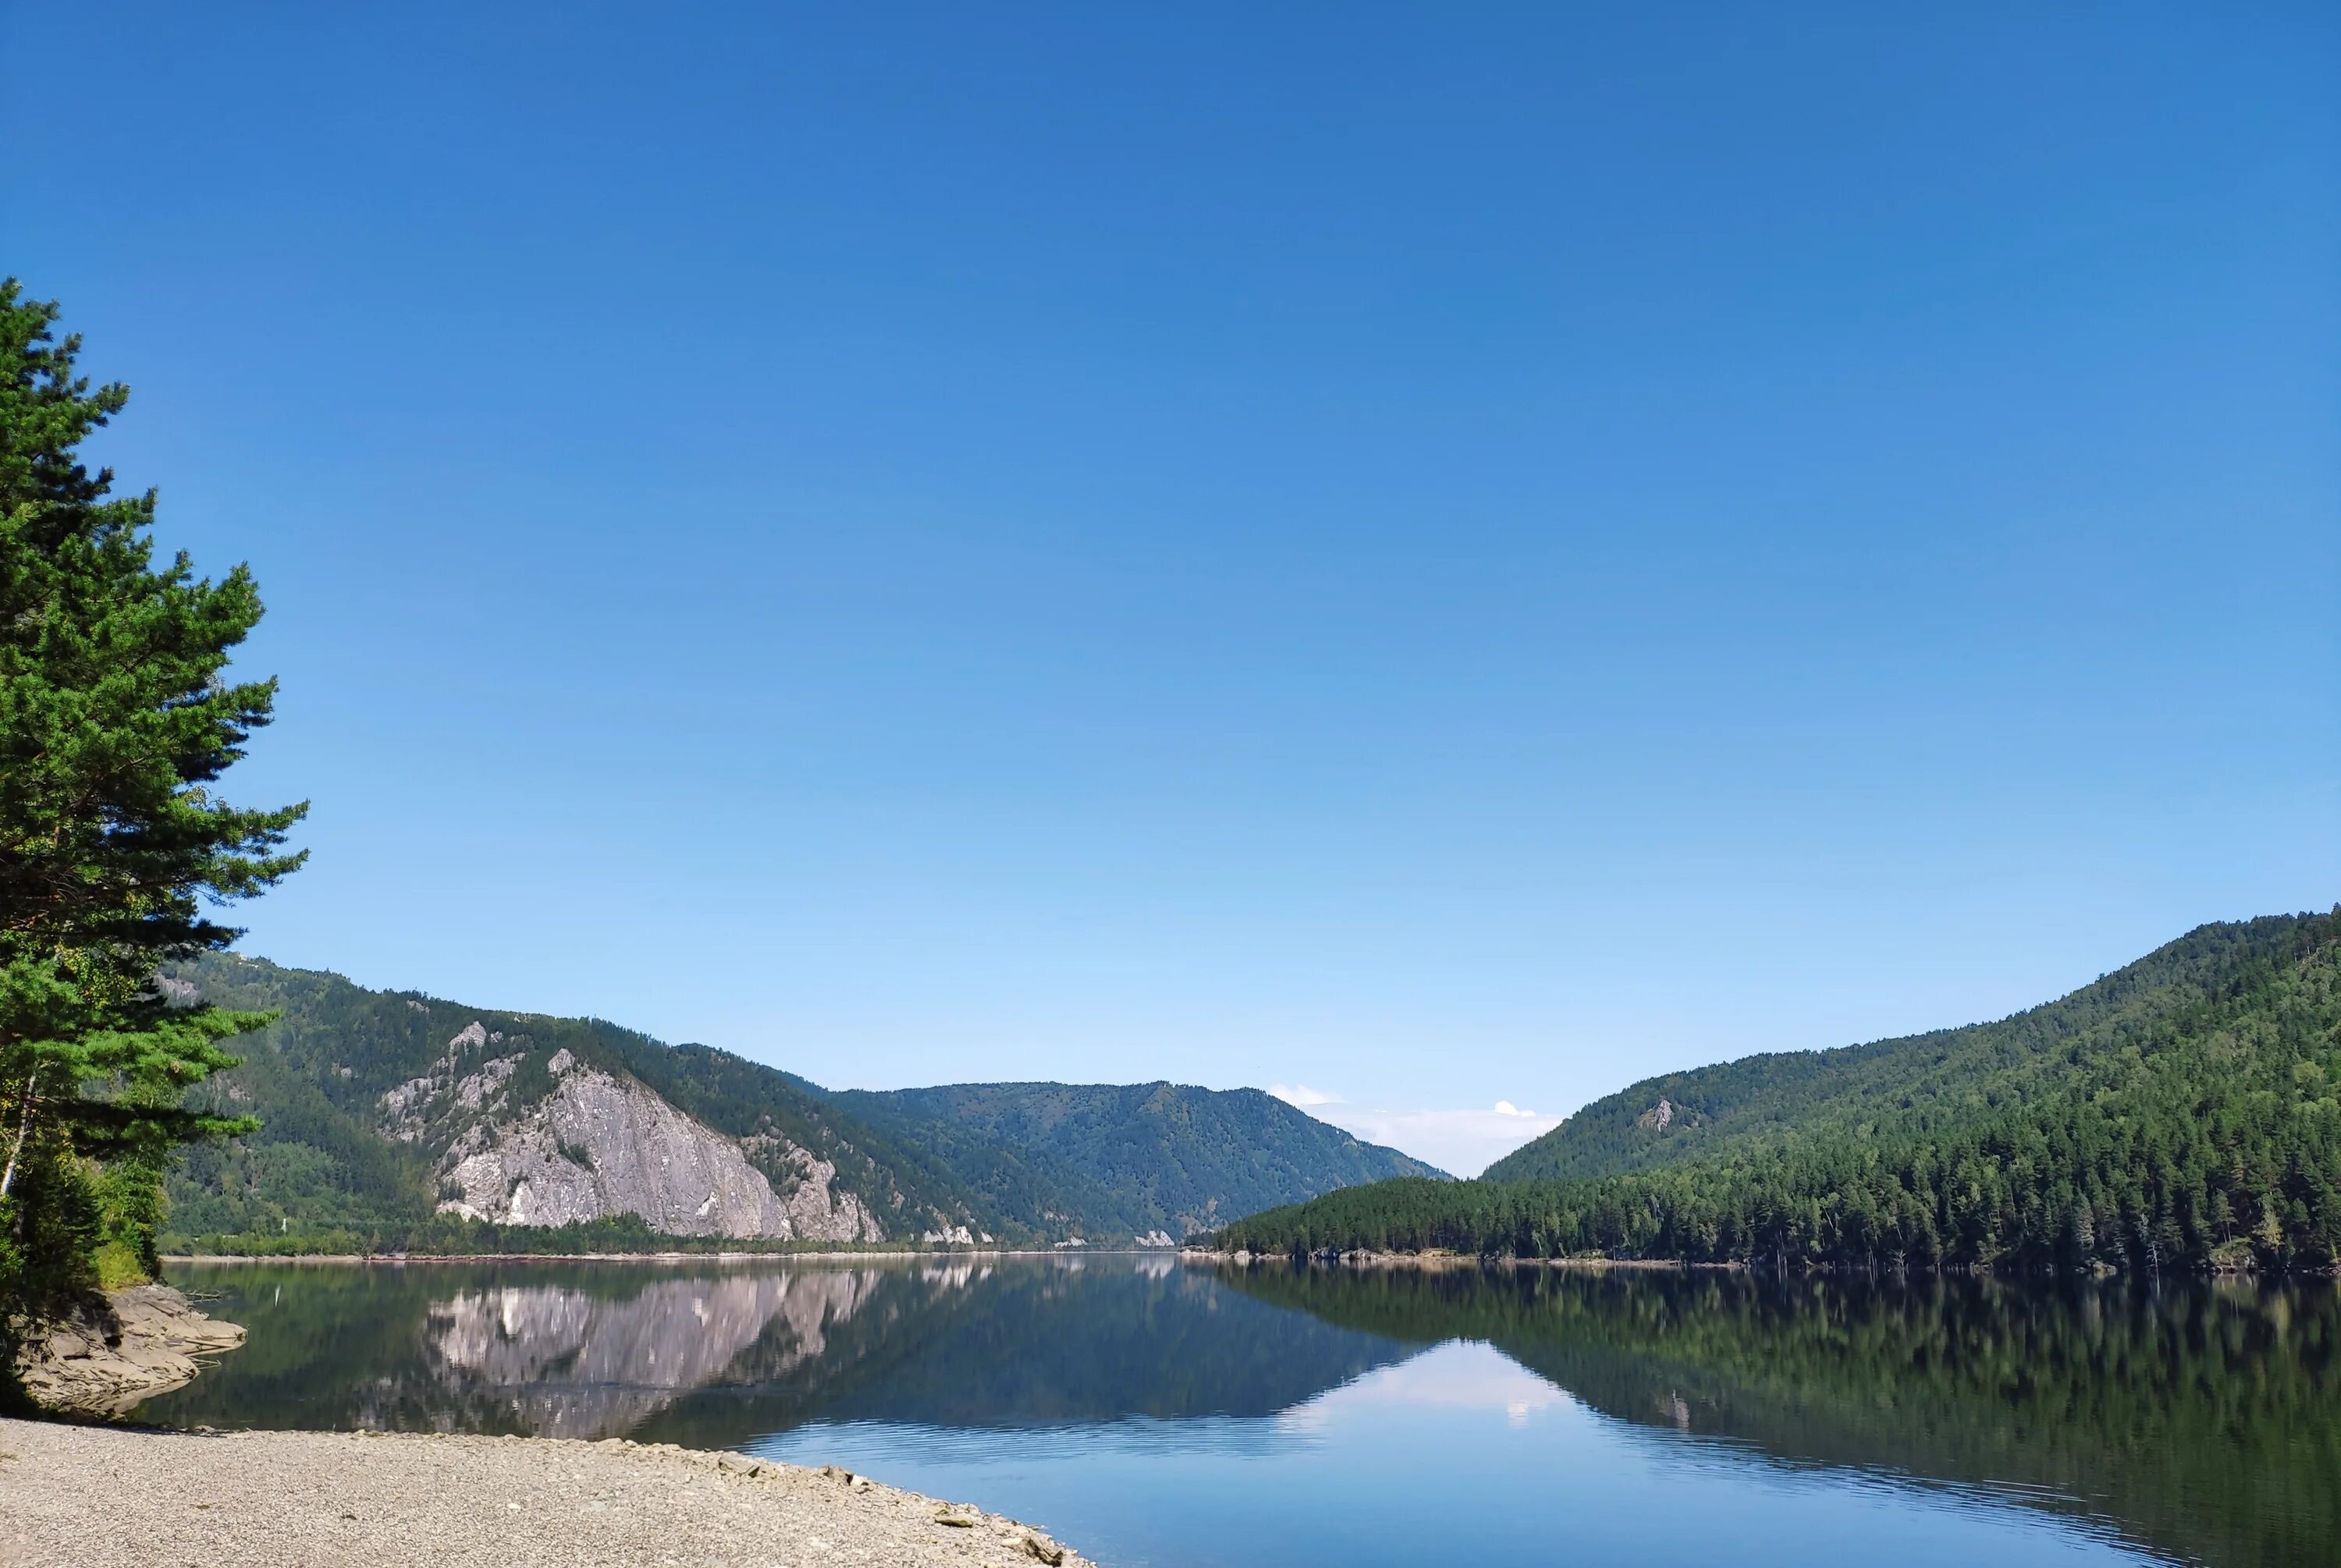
[142,1258,2337,1567]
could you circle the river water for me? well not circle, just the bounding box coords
[140,1258,2335,1567]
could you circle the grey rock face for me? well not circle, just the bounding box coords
[385,1023,881,1242]
[12,1283,247,1416]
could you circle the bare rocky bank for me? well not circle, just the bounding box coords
[9,1284,246,1417]
[0,1421,1090,1568]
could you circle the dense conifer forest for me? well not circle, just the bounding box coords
[1217,913,2341,1272]
[2,285,305,1365]
[834,1082,1442,1240]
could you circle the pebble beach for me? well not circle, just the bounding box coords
[0,1420,1089,1568]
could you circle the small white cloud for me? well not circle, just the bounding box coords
[1302,1100,1564,1177]
[1268,1083,1341,1108]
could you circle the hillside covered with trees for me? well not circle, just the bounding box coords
[835,1081,1442,1240]
[1217,912,2341,1273]
[161,955,1433,1252]
[163,954,999,1247]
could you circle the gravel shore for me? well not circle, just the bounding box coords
[0,1419,1090,1568]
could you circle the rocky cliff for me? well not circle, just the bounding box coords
[385,1025,879,1242]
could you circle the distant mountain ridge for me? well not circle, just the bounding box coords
[161,955,1436,1249]
[833,1081,1444,1239]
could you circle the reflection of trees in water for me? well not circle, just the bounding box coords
[1220,1265,2340,1568]
[140,1257,2339,1566]
[638,1258,1415,1446]
[145,1258,1419,1451]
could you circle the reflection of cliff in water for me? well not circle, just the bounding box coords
[1220,1265,2340,1568]
[425,1268,886,1437]
[635,1257,1415,1447]
[144,1258,1419,1449]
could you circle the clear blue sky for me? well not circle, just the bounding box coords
[7,4,2335,1173]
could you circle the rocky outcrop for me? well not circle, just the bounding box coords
[388,1025,880,1242]
[11,1283,246,1416]
[1636,1098,1675,1132]
[380,1021,506,1143]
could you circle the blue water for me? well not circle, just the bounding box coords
[143,1258,2334,1567]
[759,1340,2135,1568]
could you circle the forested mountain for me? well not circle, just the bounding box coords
[165,955,994,1247]
[833,1082,1443,1239]
[159,956,1424,1250]
[1487,912,2341,1186]
[1217,912,2341,1272]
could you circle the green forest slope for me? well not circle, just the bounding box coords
[164,955,999,1245]
[1217,912,2341,1272]
[161,956,1426,1250]
[1489,912,2340,1185]
[833,1082,1444,1238]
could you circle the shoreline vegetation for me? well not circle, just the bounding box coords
[153,1213,1202,1264]
[1208,1246,2341,1277]
[1218,1248,1740,1270]
[164,1247,1182,1265]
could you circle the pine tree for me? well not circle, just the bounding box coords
[1,281,304,1332]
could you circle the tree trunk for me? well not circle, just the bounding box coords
[0,1083,34,1198]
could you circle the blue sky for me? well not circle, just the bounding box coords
[7,4,2336,1173]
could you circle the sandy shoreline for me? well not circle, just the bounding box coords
[0,1420,1089,1568]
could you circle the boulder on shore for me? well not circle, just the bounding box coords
[12,1282,245,1416]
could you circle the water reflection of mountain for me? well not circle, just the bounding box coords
[637,1258,1416,1447]
[425,1268,888,1437]
[1219,1265,2340,1568]
[145,1258,1418,1448]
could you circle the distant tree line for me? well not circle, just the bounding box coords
[172,1214,922,1259]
